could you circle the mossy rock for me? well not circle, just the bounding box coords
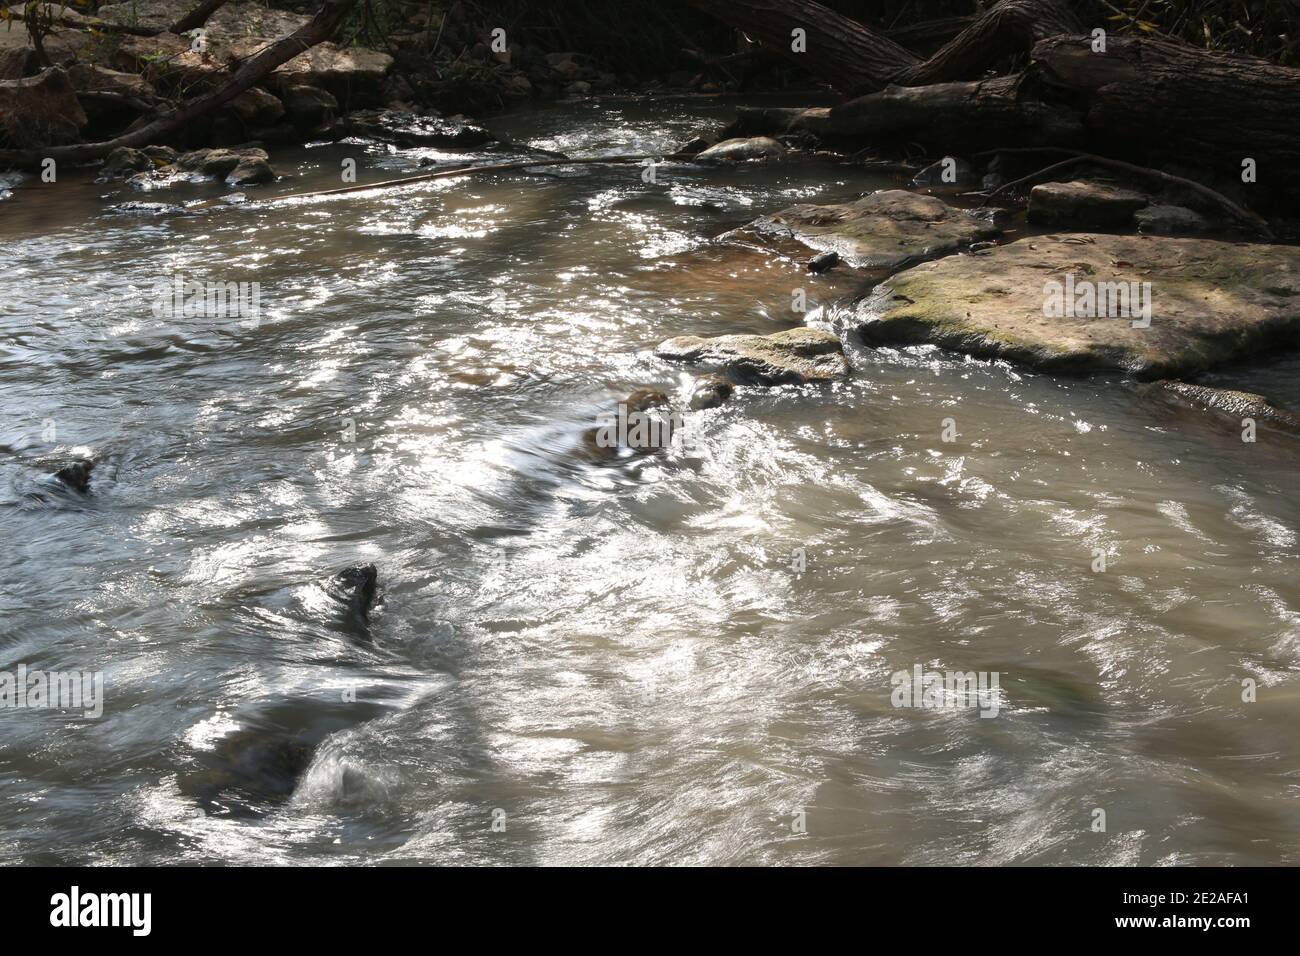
[856,233,1300,378]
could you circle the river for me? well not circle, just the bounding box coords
[2,95,1298,865]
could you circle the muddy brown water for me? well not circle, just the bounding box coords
[1,96,1298,864]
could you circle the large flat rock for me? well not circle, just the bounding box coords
[1028,180,1149,228]
[855,234,1300,378]
[733,189,1000,273]
[656,328,847,386]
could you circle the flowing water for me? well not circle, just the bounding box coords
[2,96,1299,865]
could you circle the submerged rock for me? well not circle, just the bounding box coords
[688,375,734,410]
[177,696,390,819]
[53,459,93,494]
[694,136,786,163]
[856,233,1300,378]
[1028,180,1149,228]
[1146,380,1300,431]
[807,250,840,273]
[342,109,492,147]
[110,200,191,216]
[656,328,846,386]
[623,389,671,412]
[738,190,1000,272]
[0,171,21,201]
[580,389,678,461]
[327,564,379,626]
[1134,204,1210,236]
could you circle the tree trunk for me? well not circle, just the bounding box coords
[0,0,358,169]
[686,0,1081,94]
[891,0,1082,86]
[828,74,1084,152]
[1032,34,1300,204]
[686,0,919,94]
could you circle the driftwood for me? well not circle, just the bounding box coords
[0,0,358,169]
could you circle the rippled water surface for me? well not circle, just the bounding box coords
[2,97,1299,865]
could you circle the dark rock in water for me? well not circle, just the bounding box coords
[343,109,493,147]
[328,564,379,624]
[1146,380,1300,432]
[1134,204,1210,236]
[225,156,275,185]
[581,389,677,461]
[177,697,389,819]
[694,136,786,164]
[688,375,733,410]
[53,459,93,493]
[807,250,839,274]
[111,200,190,216]
[98,146,152,180]
[623,389,670,413]
[657,328,847,386]
[142,145,178,165]
[677,135,716,156]
[175,147,270,179]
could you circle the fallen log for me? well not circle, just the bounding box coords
[1032,34,1300,207]
[687,0,1082,94]
[890,0,1081,87]
[0,0,357,170]
[685,0,918,94]
[827,74,1084,152]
